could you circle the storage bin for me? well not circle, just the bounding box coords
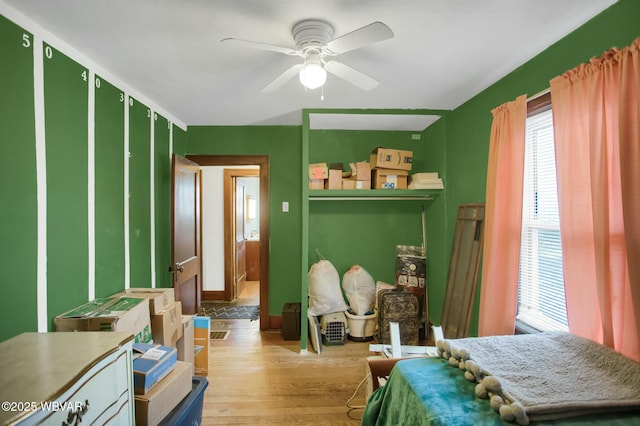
[159,376,209,426]
[345,310,378,341]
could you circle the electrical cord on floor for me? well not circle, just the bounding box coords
[346,372,371,421]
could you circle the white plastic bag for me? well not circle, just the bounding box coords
[308,260,348,316]
[342,265,376,315]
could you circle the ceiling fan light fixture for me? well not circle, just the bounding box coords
[299,63,326,90]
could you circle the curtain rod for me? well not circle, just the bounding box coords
[527,88,550,101]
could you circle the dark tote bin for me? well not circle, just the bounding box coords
[282,302,301,340]
[159,376,209,426]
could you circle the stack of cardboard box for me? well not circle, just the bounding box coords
[370,147,413,189]
[308,147,414,191]
[54,288,207,425]
[132,341,191,425]
[110,289,202,424]
[308,162,328,189]
[308,161,372,190]
[343,162,371,189]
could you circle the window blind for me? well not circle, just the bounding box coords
[517,108,568,332]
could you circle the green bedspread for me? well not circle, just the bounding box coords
[362,357,640,426]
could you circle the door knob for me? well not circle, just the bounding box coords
[168,264,185,273]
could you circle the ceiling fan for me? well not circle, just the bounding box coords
[220,19,394,93]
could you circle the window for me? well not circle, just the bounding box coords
[517,95,568,332]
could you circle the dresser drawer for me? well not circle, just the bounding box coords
[0,332,134,426]
[36,345,132,425]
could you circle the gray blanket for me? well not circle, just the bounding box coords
[440,332,640,424]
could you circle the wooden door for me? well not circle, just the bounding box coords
[171,154,201,314]
[223,169,256,301]
[234,182,247,298]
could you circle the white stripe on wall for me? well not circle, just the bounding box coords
[33,35,47,332]
[87,70,96,301]
[169,121,174,157]
[150,112,156,288]
[124,95,131,289]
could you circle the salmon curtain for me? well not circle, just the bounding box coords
[550,37,640,362]
[478,95,527,336]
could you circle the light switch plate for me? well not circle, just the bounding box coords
[282,201,289,212]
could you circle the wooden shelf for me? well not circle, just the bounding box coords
[308,189,442,201]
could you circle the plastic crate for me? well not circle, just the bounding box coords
[159,376,209,426]
[321,312,347,345]
[322,321,346,345]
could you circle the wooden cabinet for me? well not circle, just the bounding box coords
[0,332,134,425]
[246,240,261,281]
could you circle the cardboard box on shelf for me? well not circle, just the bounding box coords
[54,296,152,343]
[370,148,413,171]
[349,161,371,180]
[114,288,175,315]
[308,163,328,180]
[342,178,371,190]
[356,179,371,190]
[151,301,183,347]
[134,360,192,426]
[193,316,210,376]
[132,343,178,394]
[327,169,342,190]
[373,169,409,189]
[309,179,325,190]
[342,178,355,189]
[176,315,195,375]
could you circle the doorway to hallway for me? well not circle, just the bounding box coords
[187,155,270,331]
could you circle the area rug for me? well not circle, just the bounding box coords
[201,303,259,320]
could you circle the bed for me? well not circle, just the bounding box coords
[362,332,640,425]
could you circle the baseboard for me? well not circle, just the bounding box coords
[202,290,225,301]
[269,315,282,330]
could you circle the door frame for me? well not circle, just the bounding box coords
[187,155,270,331]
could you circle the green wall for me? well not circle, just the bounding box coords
[446,0,640,335]
[185,126,302,316]
[154,113,172,289]
[95,76,126,298]
[419,118,449,326]
[0,15,38,339]
[43,44,90,321]
[0,12,183,342]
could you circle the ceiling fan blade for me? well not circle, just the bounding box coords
[220,37,297,55]
[324,61,379,91]
[326,22,394,55]
[261,63,304,93]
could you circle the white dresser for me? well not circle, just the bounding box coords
[0,332,134,425]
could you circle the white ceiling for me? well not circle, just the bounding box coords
[1,0,617,130]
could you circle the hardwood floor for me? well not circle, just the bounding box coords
[202,282,374,425]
